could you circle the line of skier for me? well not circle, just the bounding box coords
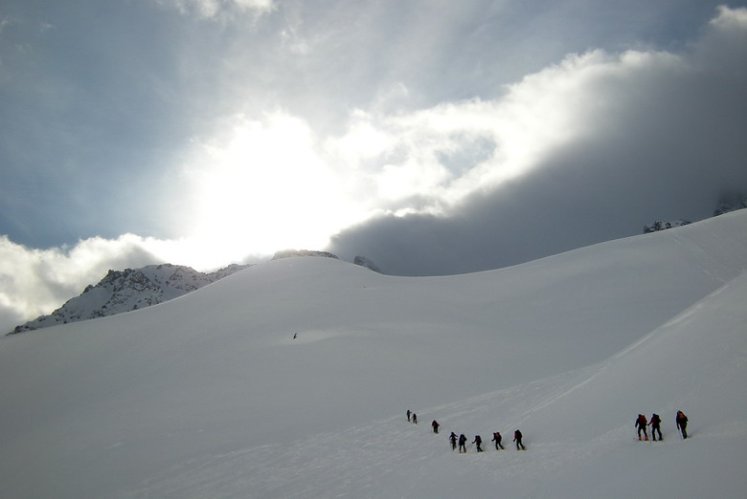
[447,430,526,452]
[635,410,689,441]
[407,409,526,453]
[406,409,417,424]
[408,408,690,451]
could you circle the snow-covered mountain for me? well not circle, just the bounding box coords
[1,210,746,498]
[9,263,249,334]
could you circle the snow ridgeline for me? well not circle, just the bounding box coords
[9,251,381,335]
[0,210,746,498]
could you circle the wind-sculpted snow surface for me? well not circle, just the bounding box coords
[0,210,746,498]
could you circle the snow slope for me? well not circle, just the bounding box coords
[0,210,746,498]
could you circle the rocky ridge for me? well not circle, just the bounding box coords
[9,263,250,334]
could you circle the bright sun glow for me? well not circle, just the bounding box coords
[181,112,365,266]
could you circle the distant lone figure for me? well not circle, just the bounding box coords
[449,432,458,451]
[293,332,297,340]
[676,410,689,439]
[412,413,418,424]
[472,435,483,452]
[406,410,411,422]
[636,414,649,441]
[492,431,504,450]
[432,420,440,434]
[513,429,525,450]
[649,413,663,441]
[458,433,468,453]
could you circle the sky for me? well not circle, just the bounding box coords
[1,1,746,329]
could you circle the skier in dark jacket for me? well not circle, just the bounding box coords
[449,432,458,451]
[636,414,649,441]
[432,420,440,434]
[406,410,411,422]
[472,435,483,452]
[412,413,418,424]
[458,433,468,453]
[513,429,525,450]
[649,413,663,441]
[491,431,504,450]
[676,410,689,439]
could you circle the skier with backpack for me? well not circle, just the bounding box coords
[491,431,504,450]
[636,414,649,441]
[513,429,526,450]
[649,413,663,441]
[472,435,483,452]
[449,432,458,451]
[458,433,468,453]
[432,420,440,434]
[676,410,689,439]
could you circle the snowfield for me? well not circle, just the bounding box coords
[1,210,746,498]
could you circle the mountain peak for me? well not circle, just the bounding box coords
[8,263,250,335]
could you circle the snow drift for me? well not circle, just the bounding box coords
[0,210,746,498]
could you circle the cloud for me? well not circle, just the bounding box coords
[327,6,747,275]
[322,51,618,214]
[154,0,275,20]
[174,45,674,259]
[711,4,747,29]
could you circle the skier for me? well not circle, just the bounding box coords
[458,433,468,453]
[472,435,483,452]
[636,414,649,441]
[406,410,411,422]
[513,429,526,450]
[649,413,663,441]
[412,413,418,424]
[449,432,458,451]
[432,420,440,434]
[676,410,689,439]
[491,431,504,450]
